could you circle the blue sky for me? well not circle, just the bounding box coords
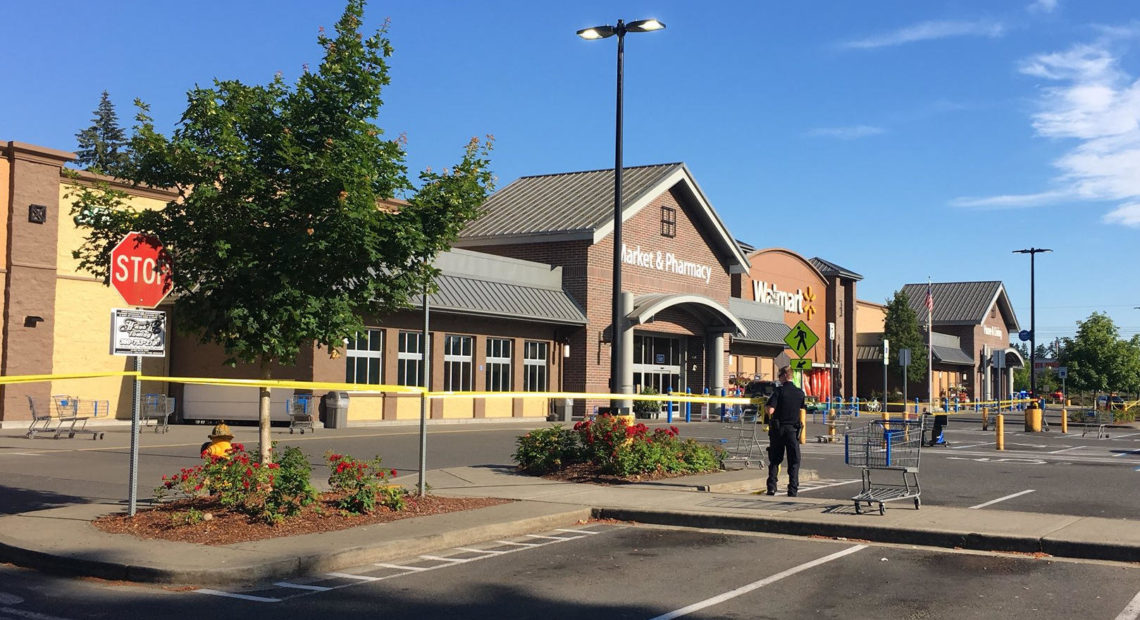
[3,1,1138,345]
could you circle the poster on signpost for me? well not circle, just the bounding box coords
[110,308,167,357]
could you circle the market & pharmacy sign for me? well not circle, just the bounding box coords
[621,244,713,284]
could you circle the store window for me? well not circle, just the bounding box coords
[444,335,474,391]
[345,329,383,385]
[397,331,424,387]
[523,341,548,392]
[661,206,677,238]
[486,338,512,392]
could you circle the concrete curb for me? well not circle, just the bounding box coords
[590,507,1138,562]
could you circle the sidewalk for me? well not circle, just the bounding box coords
[0,465,1137,586]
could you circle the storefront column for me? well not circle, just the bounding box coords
[618,291,634,411]
[707,332,725,394]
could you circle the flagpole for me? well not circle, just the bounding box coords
[927,277,933,415]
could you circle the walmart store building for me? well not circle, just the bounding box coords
[0,141,1002,427]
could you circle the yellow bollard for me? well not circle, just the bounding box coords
[799,408,806,444]
[996,414,1005,450]
[828,412,836,440]
[1061,407,1068,434]
[981,406,989,431]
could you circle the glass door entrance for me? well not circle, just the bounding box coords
[632,334,683,394]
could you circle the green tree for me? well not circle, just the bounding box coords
[1057,312,1134,397]
[882,289,927,387]
[68,0,494,462]
[75,91,129,175]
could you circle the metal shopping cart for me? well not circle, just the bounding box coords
[1082,409,1113,439]
[286,394,315,434]
[844,418,924,515]
[719,408,766,469]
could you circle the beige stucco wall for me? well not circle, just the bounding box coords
[856,300,886,334]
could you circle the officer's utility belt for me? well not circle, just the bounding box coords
[771,418,803,431]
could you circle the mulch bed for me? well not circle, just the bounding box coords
[93,493,512,546]
[536,462,714,485]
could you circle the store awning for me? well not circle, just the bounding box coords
[628,293,747,335]
[419,274,587,326]
[931,344,975,366]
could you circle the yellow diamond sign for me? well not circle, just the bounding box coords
[784,320,818,358]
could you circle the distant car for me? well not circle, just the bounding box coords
[1096,395,1125,410]
[1050,390,1065,401]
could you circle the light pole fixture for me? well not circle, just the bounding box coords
[577,18,665,411]
[1013,248,1052,400]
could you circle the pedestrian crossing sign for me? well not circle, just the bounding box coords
[784,320,818,358]
[791,358,812,371]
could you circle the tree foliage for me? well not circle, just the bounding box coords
[75,91,129,175]
[1058,312,1140,394]
[882,289,927,385]
[68,0,494,461]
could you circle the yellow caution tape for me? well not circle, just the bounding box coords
[0,371,138,384]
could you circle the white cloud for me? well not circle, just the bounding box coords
[952,34,1140,226]
[806,125,885,139]
[1027,0,1058,14]
[841,20,1005,50]
[1103,202,1140,227]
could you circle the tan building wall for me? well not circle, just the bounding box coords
[856,300,886,334]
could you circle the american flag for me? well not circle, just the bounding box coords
[924,283,934,312]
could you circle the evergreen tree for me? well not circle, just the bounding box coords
[75,91,129,175]
[882,290,927,387]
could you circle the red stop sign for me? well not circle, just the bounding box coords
[110,232,173,308]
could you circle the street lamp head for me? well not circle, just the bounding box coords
[627,18,666,32]
[577,25,616,40]
[1013,248,1053,254]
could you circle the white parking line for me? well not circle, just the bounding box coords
[325,572,380,581]
[272,582,331,592]
[1116,588,1140,620]
[373,563,428,572]
[525,534,572,541]
[455,547,507,555]
[1048,446,1084,454]
[1113,432,1140,440]
[555,528,600,535]
[649,545,867,620]
[419,555,470,563]
[796,479,860,492]
[495,540,540,547]
[194,589,281,603]
[950,444,986,450]
[969,490,1035,509]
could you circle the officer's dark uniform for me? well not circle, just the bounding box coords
[765,379,806,496]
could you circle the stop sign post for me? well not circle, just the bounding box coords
[110,232,172,308]
[109,232,172,517]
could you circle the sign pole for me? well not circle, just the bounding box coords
[128,353,142,516]
[882,338,889,412]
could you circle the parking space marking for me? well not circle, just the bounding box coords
[796,479,860,492]
[950,443,986,450]
[1116,588,1140,620]
[194,526,618,603]
[1049,446,1085,454]
[272,582,331,592]
[1113,432,1140,440]
[969,489,1035,509]
[649,544,867,620]
[194,589,281,603]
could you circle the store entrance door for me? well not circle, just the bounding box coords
[632,334,684,395]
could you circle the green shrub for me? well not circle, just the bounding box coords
[326,452,405,515]
[514,425,580,474]
[571,415,723,477]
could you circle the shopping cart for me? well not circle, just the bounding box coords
[844,418,924,515]
[719,409,765,469]
[286,394,315,434]
[1082,409,1113,439]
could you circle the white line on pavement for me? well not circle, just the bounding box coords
[372,563,427,572]
[419,555,470,563]
[969,490,1035,509]
[1115,588,1140,620]
[950,444,986,450]
[796,479,860,492]
[1112,432,1140,440]
[194,589,281,603]
[1114,449,1140,458]
[455,547,507,555]
[494,540,540,547]
[1048,446,1084,454]
[325,572,380,581]
[524,534,572,541]
[555,528,600,535]
[272,582,331,592]
[649,545,867,620]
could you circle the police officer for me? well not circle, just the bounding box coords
[766,366,805,497]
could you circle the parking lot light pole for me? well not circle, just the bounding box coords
[578,18,665,411]
[1013,248,1051,401]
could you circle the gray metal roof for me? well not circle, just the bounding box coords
[736,318,790,346]
[809,257,864,281]
[462,163,683,239]
[900,281,1019,331]
[728,297,788,345]
[419,274,586,326]
[931,344,975,366]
